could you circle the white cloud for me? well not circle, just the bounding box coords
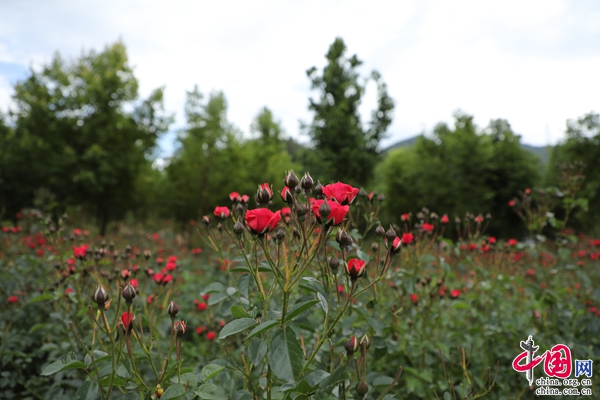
[0,0,598,148]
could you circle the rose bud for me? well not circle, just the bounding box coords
[295,203,308,217]
[93,286,109,309]
[360,334,371,349]
[144,250,151,260]
[318,199,331,221]
[314,180,324,199]
[275,229,286,244]
[335,229,352,247]
[328,256,340,274]
[385,226,396,243]
[377,193,385,203]
[202,215,210,226]
[284,171,299,189]
[371,243,378,252]
[344,336,359,356]
[280,186,293,204]
[122,284,136,304]
[300,172,313,190]
[167,301,179,318]
[391,236,403,254]
[120,311,135,333]
[357,381,369,395]
[233,220,244,237]
[256,183,273,205]
[374,223,385,241]
[345,258,366,282]
[174,321,187,337]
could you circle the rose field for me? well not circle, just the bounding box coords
[0,174,598,400]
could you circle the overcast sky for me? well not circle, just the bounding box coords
[1,0,599,155]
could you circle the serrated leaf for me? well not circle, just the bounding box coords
[179,372,198,388]
[248,338,267,366]
[246,319,279,340]
[218,318,257,339]
[161,383,186,399]
[284,299,320,322]
[230,305,253,319]
[267,328,304,383]
[41,353,87,376]
[200,364,225,383]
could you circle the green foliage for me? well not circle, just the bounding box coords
[381,113,539,237]
[0,42,171,233]
[304,38,394,187]
[546,112,600,234]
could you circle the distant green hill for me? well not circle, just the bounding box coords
[384,135,551,165]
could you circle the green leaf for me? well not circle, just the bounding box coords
[218,318,257,339]
[231,305,253,319]
[161,383,186,399]
[248,338,267,366]
[200,364,225,383]
[203,282,224,294]
[75,381,99,400]
[29,293,54,303]
[84,350,108,368]
[208,292,228,305]
[267,328,304,383]
[317,292,328,313]
[119,392,140,400]
[356,249,370,264]
[195,383,226,399]
[372,375,394,387]
[238,274,250,299]
[284,299,320,322]
[179,372,198,388]
[314,365,348,399]
[41,352,87,376]
[246,319,279,340]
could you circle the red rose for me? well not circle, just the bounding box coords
[280,186,293,203]
[213,206,230,219]
[229,192,241,202]
[401,233,414,245]
[450,289,461,298]
[192,248,202,255]
[245,208,281,235]
[391,236,403,254]
[508,200,516,207]
[410,293,418,304]
[345,258,366,281]
[422,223,434,233]
[202,293,210,301]
[401,213,410,221]
[7,296,18,304]
[206,331,216,341]
[120,311,134,331]
[507,239,518,246]
[489,236,497,244]
[322,182,359,205]
[440,214,449,224]
[311,200,349,226]
[197,302,207,311]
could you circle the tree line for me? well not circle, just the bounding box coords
[0,39,598,237]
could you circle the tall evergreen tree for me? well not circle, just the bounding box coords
[304,38,394,186]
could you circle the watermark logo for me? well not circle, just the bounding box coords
[512,335,593,396]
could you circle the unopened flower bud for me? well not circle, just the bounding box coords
[328,256,340,274]
[336,229,352,246]
[93,286,108,309]
[295,203,308,217]
[275,229,286,243]
[314,180,323,198]
[202,215,210,226]
[300,172,313,190]
[174,321,187,337]
[344,336,359,356]
[377,193,385,203]
[281,186,293,204]
[122,284,136,303]
[233,220,244,236]
[284,171,299,189]
[385,225,396,243]
[360,334,371,349]
[144,250,151,260]
[455,217,461,224]
[318,199,331,221]
[256,183,273,205]
[391,236,403,254]
[167,301,179,318]
[356,381,369,395]
[374,223,385,240]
